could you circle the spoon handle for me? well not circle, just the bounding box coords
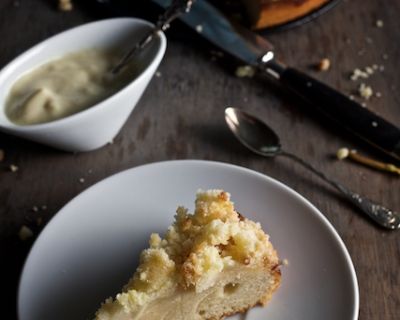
[111,0,194,74]
[279,151,400,230]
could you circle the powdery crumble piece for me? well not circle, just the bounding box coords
[350,68,369,81]
[359,83,373,100]
[98,189,279,316]
[235,65,256,78]
[10,164,18,172]
[336,148,350,160]
[376,20,384,28]
[19,225,33,241]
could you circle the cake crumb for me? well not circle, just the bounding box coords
[317,58,330,71]
[372,121,378,127]
[365,66,374,75]
[235,65,255,78]
[58,0,73,11]
[350,68,369,81]
[336,148,350,160]
[32,206,39,212]
[155,71,161,78]
[359,83,373,100]
[36,217,43,226]
[41,205,47,210]
[376,20,384,28]
[19,225,33,241]
[79,178,85,183]
[10,164,18,172]
[365,37,373,44]
[195,25,203,33]
[375,92,382,98]
[282,259,289,266]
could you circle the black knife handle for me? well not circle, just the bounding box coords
[279,67,400,156]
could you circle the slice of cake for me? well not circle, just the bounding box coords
[95,190,281,320]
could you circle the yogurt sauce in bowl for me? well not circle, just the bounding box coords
[6,48,139,125]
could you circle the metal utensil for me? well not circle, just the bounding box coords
[225,107,400,230]
[110,0,194,74]
[153,0,400,162]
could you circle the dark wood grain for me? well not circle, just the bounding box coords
[0,0,399,319]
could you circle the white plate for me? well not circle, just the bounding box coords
[18,160,359,320]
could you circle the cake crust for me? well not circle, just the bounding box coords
[242,0,330,29]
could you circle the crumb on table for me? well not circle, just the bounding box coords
[58,0,73,11]
[235,65,256,78]
[336,148,350,160]
[359,83,373,100]
[317,58,330,71]
[19,225,33,241]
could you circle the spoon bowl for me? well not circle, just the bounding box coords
[225,107,281,157]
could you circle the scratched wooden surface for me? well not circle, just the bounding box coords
[0,0,399,319]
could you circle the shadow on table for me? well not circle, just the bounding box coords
[0,233,33,319]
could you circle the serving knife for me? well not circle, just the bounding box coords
[152,0,400,161]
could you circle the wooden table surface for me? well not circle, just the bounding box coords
[1,0,399,319]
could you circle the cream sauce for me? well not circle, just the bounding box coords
[6,48,137,125]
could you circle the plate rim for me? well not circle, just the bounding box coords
[17,159,359,320]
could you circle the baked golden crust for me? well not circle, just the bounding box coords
[242,0,330,29]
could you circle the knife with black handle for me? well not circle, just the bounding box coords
[152,0,400,161]
[267,61,400,159]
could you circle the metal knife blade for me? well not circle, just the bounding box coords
[153,0,274,65]
[152,0,400,161]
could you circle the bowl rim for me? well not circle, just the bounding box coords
[0,17,167,131]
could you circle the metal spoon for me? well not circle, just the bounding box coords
[110,0,194,75]
[225,107,400,230]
